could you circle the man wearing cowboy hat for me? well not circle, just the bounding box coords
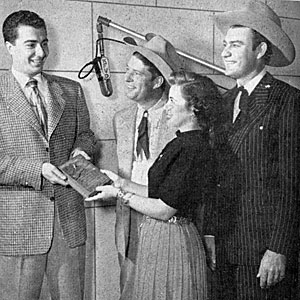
[213,1,300,299]
[112,33,182,296]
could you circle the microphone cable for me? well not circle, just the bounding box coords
[78,37,125,96]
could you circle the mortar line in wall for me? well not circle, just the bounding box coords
[93,199,97,300]
[212,11,216,74]
[91,5,97,296]
[67,0,299,21]
[72,1,222,13]
[91,2,95,58]
[0,68,298,79]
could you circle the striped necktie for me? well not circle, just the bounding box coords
[26,78,48,138]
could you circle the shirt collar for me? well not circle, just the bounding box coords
[237,68,267,95]
[12,68,44,89]
[137,96,167,115]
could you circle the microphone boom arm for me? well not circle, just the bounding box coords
[97,16,225,75]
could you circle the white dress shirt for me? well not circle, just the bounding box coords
[131,97,168,185]
[233,68,267,122]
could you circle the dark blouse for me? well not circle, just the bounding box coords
[148,130,216,219]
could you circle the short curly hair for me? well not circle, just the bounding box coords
[168,71,222,133]
[3,10,46,44]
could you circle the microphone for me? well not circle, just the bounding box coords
[95,20,113,97]
[93,56,113,97]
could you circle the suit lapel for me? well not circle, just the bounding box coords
[228,73,275,153]
[116,105,137,179]
[115,105,137,258]
[43,74,66,139]
[5,73,46,138]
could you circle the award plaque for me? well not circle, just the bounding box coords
[59,154,112,198]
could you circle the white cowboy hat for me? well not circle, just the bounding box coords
[213,0,295,67]
[124,33,184,84]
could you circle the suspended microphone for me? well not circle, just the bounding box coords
[93,56,113,97]
[95,21,113,97]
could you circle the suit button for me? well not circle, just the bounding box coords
[46,147,49,152]
[50,196,55,201]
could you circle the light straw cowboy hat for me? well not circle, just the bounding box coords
[213,0,295,67]
[124,33,184,84]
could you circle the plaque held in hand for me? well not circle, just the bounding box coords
[59,154,112,198]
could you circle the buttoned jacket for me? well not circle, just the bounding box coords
[0,71,96,255]
[216,72,300,266]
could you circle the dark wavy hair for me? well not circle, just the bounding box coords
[168,71,222,135]
[3,10,46,44]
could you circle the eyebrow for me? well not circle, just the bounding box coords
[24,38,49,43]
[223,39,244,45]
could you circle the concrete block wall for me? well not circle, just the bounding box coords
[0,0,299,299]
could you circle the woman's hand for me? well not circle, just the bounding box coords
[85,185,119,201]
[101,169,125,189]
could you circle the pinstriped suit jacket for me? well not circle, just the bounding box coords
[113,99,175,265]
[0,71,96,255]
[216,72,300,267]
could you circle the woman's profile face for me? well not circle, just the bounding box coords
[166,85,193,129]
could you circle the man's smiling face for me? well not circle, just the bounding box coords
[6,24,49,77]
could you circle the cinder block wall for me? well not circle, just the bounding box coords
[0,1,299,299]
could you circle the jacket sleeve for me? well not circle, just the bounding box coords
[268,85,300,256]
[71,82,97,158]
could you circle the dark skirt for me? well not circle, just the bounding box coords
[122,215,207,300]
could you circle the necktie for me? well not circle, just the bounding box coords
[232,86,249,122]
[238,86,249,114]
[136,110,150,159]
[26,79,48,137]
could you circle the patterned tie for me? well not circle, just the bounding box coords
[136,110,150,159]
[26,79,48,137]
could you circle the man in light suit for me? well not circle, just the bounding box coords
[113,34,182,297]
[0,10,96,299]
[213,1,300,299]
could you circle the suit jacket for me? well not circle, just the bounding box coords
[0,71,96,255]
[216,72,300,267]
[113,98,175,265]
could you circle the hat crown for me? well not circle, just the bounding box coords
[143,34,182,72]
[124,33,183,83]
[245,0,281,27]
[213,0,295,66]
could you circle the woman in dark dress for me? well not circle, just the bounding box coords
[86,71,221,300]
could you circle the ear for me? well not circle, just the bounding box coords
[5,41,14,55]
[153,76,164,89]
[256,42,268,60]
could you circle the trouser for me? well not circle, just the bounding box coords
[215,264,297,300]
[0,209,85,300]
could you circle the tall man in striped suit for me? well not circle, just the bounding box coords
[213,1,300,299]
[0,10,96,299]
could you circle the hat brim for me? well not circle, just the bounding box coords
[213,11,295,67]
[124,40,175,85]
